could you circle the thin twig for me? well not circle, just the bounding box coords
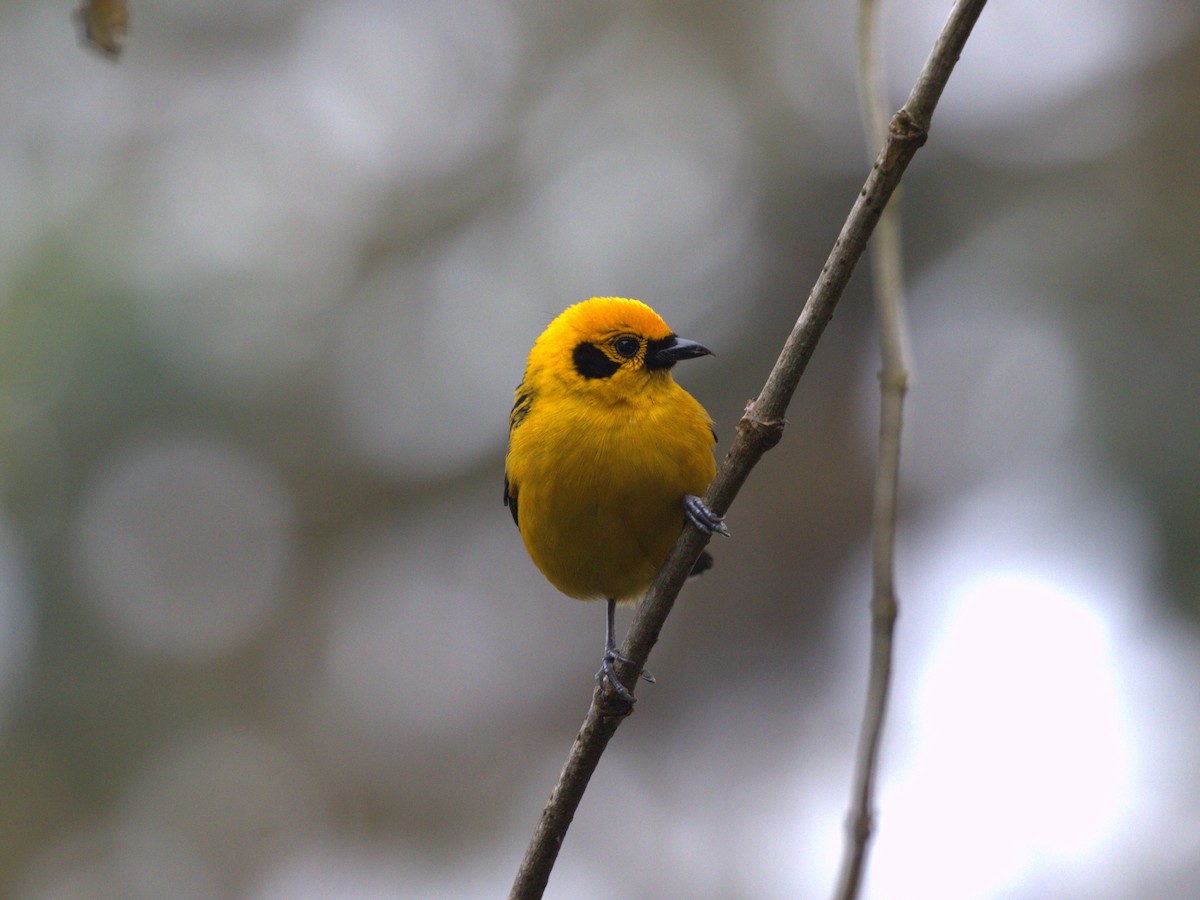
[509,2,988,896]
[831,0,913,896]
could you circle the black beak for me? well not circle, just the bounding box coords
[646,335,713,371]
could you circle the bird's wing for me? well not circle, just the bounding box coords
[503,381,532,529]
[509,383,533,433]
[503,474,519,528]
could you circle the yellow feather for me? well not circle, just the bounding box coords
[505,297,717,604]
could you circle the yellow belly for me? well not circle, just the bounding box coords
[509,390,715,603]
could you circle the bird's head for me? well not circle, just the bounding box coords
[530,297,712,402]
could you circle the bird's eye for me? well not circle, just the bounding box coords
[613,336,640,359]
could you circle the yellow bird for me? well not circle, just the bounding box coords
[504,297,727,704]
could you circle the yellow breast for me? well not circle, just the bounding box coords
[507,382,715,603]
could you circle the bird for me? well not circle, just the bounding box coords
[504,297,728,706]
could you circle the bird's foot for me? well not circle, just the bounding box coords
[596,651,635,714]
[684,494,730,537]
[596,648,655,713]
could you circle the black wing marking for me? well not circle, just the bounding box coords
[505,381,530,530]
[503,474,519,528]
[509,383,533,434]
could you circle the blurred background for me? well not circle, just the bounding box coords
[1,0,1198,897]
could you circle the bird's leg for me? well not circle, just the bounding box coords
[683,494,730,537]
[597,599,655,707]
[597,599,636,707]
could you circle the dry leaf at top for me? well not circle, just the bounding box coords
[75,0,130,59]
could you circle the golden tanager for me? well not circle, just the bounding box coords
[504,297,726,704]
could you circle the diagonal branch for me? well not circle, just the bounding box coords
[509,2,988,897]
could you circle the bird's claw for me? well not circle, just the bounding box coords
[684,494,730,537]
[596,649,655,706]
[597,651,636,707]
